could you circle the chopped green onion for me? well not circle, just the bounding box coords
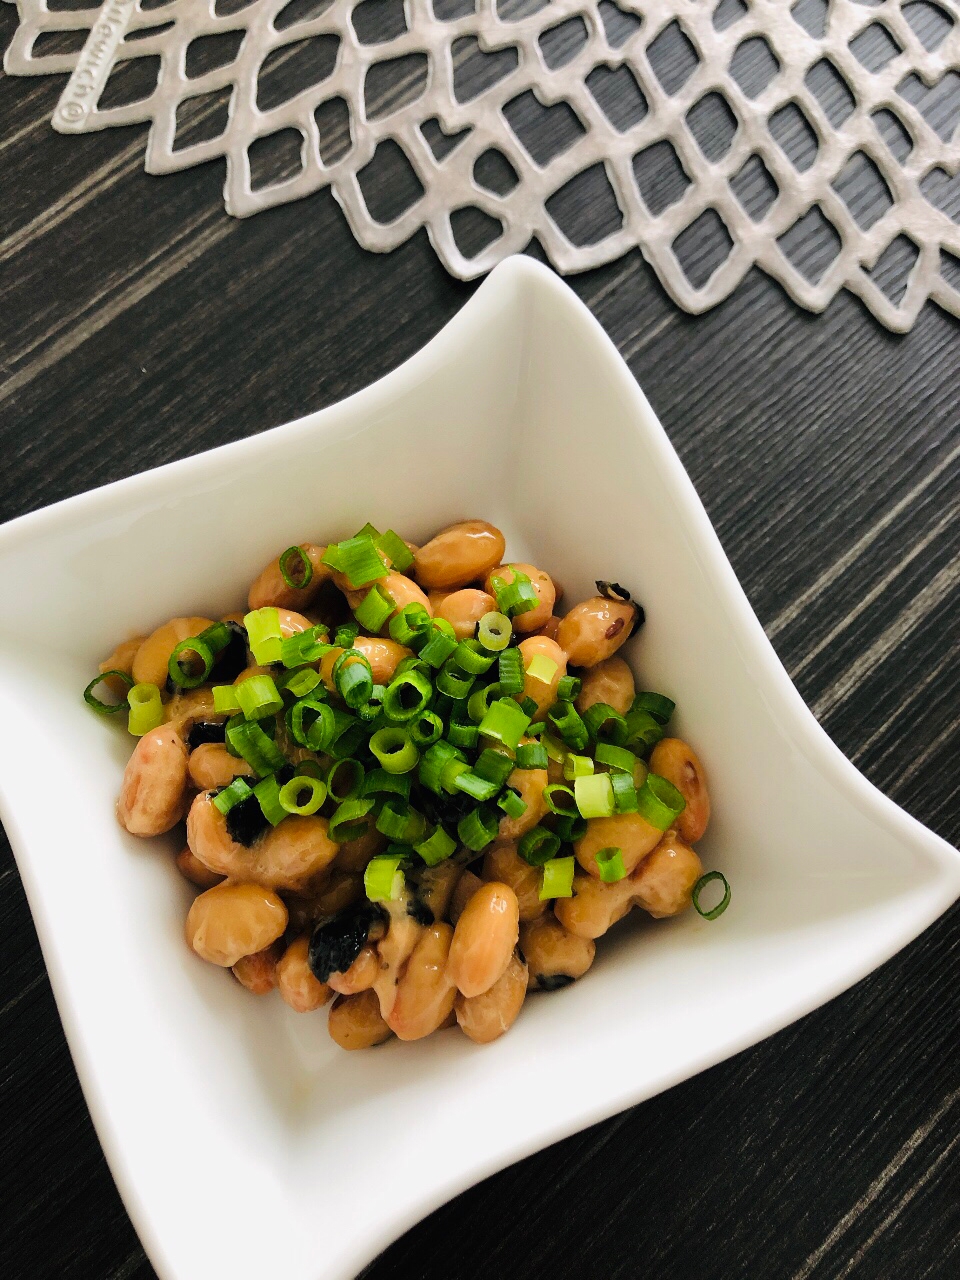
[244,608,282,667]
[418,741,463,794]
[389,603,431,646]
[419,629,459,669]
[524,720,545,738]
[636,773,686,830]
[441,757,470,794]
[478,698,530,751]
[212,777,254,815]
[212,684,242,713]
[329,718,368,761]
[575,772,615,818]
[409,710,443,746]
[563,754,594,781]
[364,852,405,901]
[595,743,638,773]
[431,617,457,640]
[287,698,342,751]
[337,534,388,588]
[452,639,496,675]
[539,856,575,900]
[458,805,500,851]
[362,768,412,801]
[369,726,419,774]
[354,584,394,633]
[491,570,538,617]
[633,692,675,725]
[226,718,286,776]
[321,543,343,571]
[333,649,374,709]
[526,653,558,685]
[326,758,364,803]
[518,695,538,717]
[376,799,427,844]
[497,647,524,696]
[198,622,233,655]
[283,667,323,699]
[294,760,325,780]
[354,521,381,540]
[334,622,360,649]
[279,775,326,815]
[583,702,628,746]
[280,625,330,669]
[383,668,432,723]
[692,871,731,920]
[168,637,214,689]
[515,742,548,770]
[254,775,287,826]
[596,847,627,882]
[330,797,376,842]
[518,825,561,866]
[542,732,566,763]
[477,611,511,651]
[623,708,664,753]
[436,660,474,699]
[550,812,587,841]
[446,719,479,749]
[556,675,581,702]
[377,529,414,573]
[414,825,457,867]
[236,673,283,722]
[356,684,385,724]
[498,788,527,819]
[610,772,639,813]
[126,682,163,736]
[548,700,589,751]
[467,681,501,722]
[454,770,501,802]
[543,783,577,816]
[279,546,313,591]
[473,748,514,789]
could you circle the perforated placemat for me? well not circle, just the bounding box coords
[6,0,960,329]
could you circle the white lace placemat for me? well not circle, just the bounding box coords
[6,0,960,330]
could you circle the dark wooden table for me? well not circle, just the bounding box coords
[2,6,958,1278]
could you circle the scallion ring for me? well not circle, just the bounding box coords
[692,871,731,920]
[279,545,314,591]
[84,669,134,716]
[168,637,214,690]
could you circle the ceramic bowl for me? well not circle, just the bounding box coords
[0,256,957,1280]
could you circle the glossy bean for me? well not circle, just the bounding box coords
[455,950,528,1044]
[247,544,329,611]
[414,520,506,591]
[118,723,189,836]
[232,942,281,994]
[498,766,548,841]
[631,831,703,918]
[388,924,458,1040]
[164,687,223,732]
[328,945,379,995]
[415,859,463,922]
[517,635,567,721]
[648,738,710,843]
[447,882,519,998]
[277,935,332,1012]
[537,616,561,643]
[449,869,483,924]
[176,846,224,889]
[556,596,638,668]
[188,742,255,791]
[575,656,636,716]
[484,563,555,634]
[554,872,635,939]
[373,893,424,1020]
[483,841,546,921]
[328,990,392,1050]
[185,881,287,967]
[520,914,596,990]
[574,811,662,879]
[132,616,215,687]
[435,588,497,640]
[353,635,412,684]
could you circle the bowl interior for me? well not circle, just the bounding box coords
[0,258,956,1280]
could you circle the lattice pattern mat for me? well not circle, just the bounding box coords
[6,0,960,329]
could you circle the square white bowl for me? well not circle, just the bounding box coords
[0,256,957,1280]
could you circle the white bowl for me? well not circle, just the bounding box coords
[0,257,957,1280]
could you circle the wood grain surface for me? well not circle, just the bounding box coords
[1,5,958,1277]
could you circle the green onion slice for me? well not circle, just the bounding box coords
[563,754,594,781]
[279,546,314,591]
[526,653,558,685]
[278,775,327,815]
[337,534,388,588]
[467,681,501,723]
[354,584,394,634]
[370,726,419,774]
[632,692,676,725]
[550,812,587,842]
[377,529,414,573]
[497,647,524,696]
[244,607,282,667]
[326,757,364,803]
[414,825,457,867]
[596,847,627,882]
[575,772,615,819]
[212,777,254,816]
[539,856,575,900]
[548,700,589,751]
[376,799,427,845]
[168,637,214,690]
[127,682,163,736]
[364,852,405,901]
[333,649,374,709]
[452,638,496,675]
[595,743,638,773]
[583,702,628,746]
[498,787,527,820]
[334,622,360,650]
[436,660,474,700]
[635,773,686,830]
[389,603,431,646]
[226,718,286,777]
[543,783,577,817]
[418,741,463,794]
[692,871,731,920]
[556,675,581,702]
[383,668,432,723]
[330,797,376,843]
[610,772,639,813]
[283,667,323,699]
[212,684,242,713]
[362,768,412,802]
[454,770,501,802]
[457,805,500,852]
[518,825,561,866]
[477,611,511,651]
[477,698,530,751]
[624,708,665,753]
[515,742,548,770]
[236,674,283,722]
[280,625,330,669]
[254,774,287,826]
[446,718,479,749]
[408,709,443,747]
